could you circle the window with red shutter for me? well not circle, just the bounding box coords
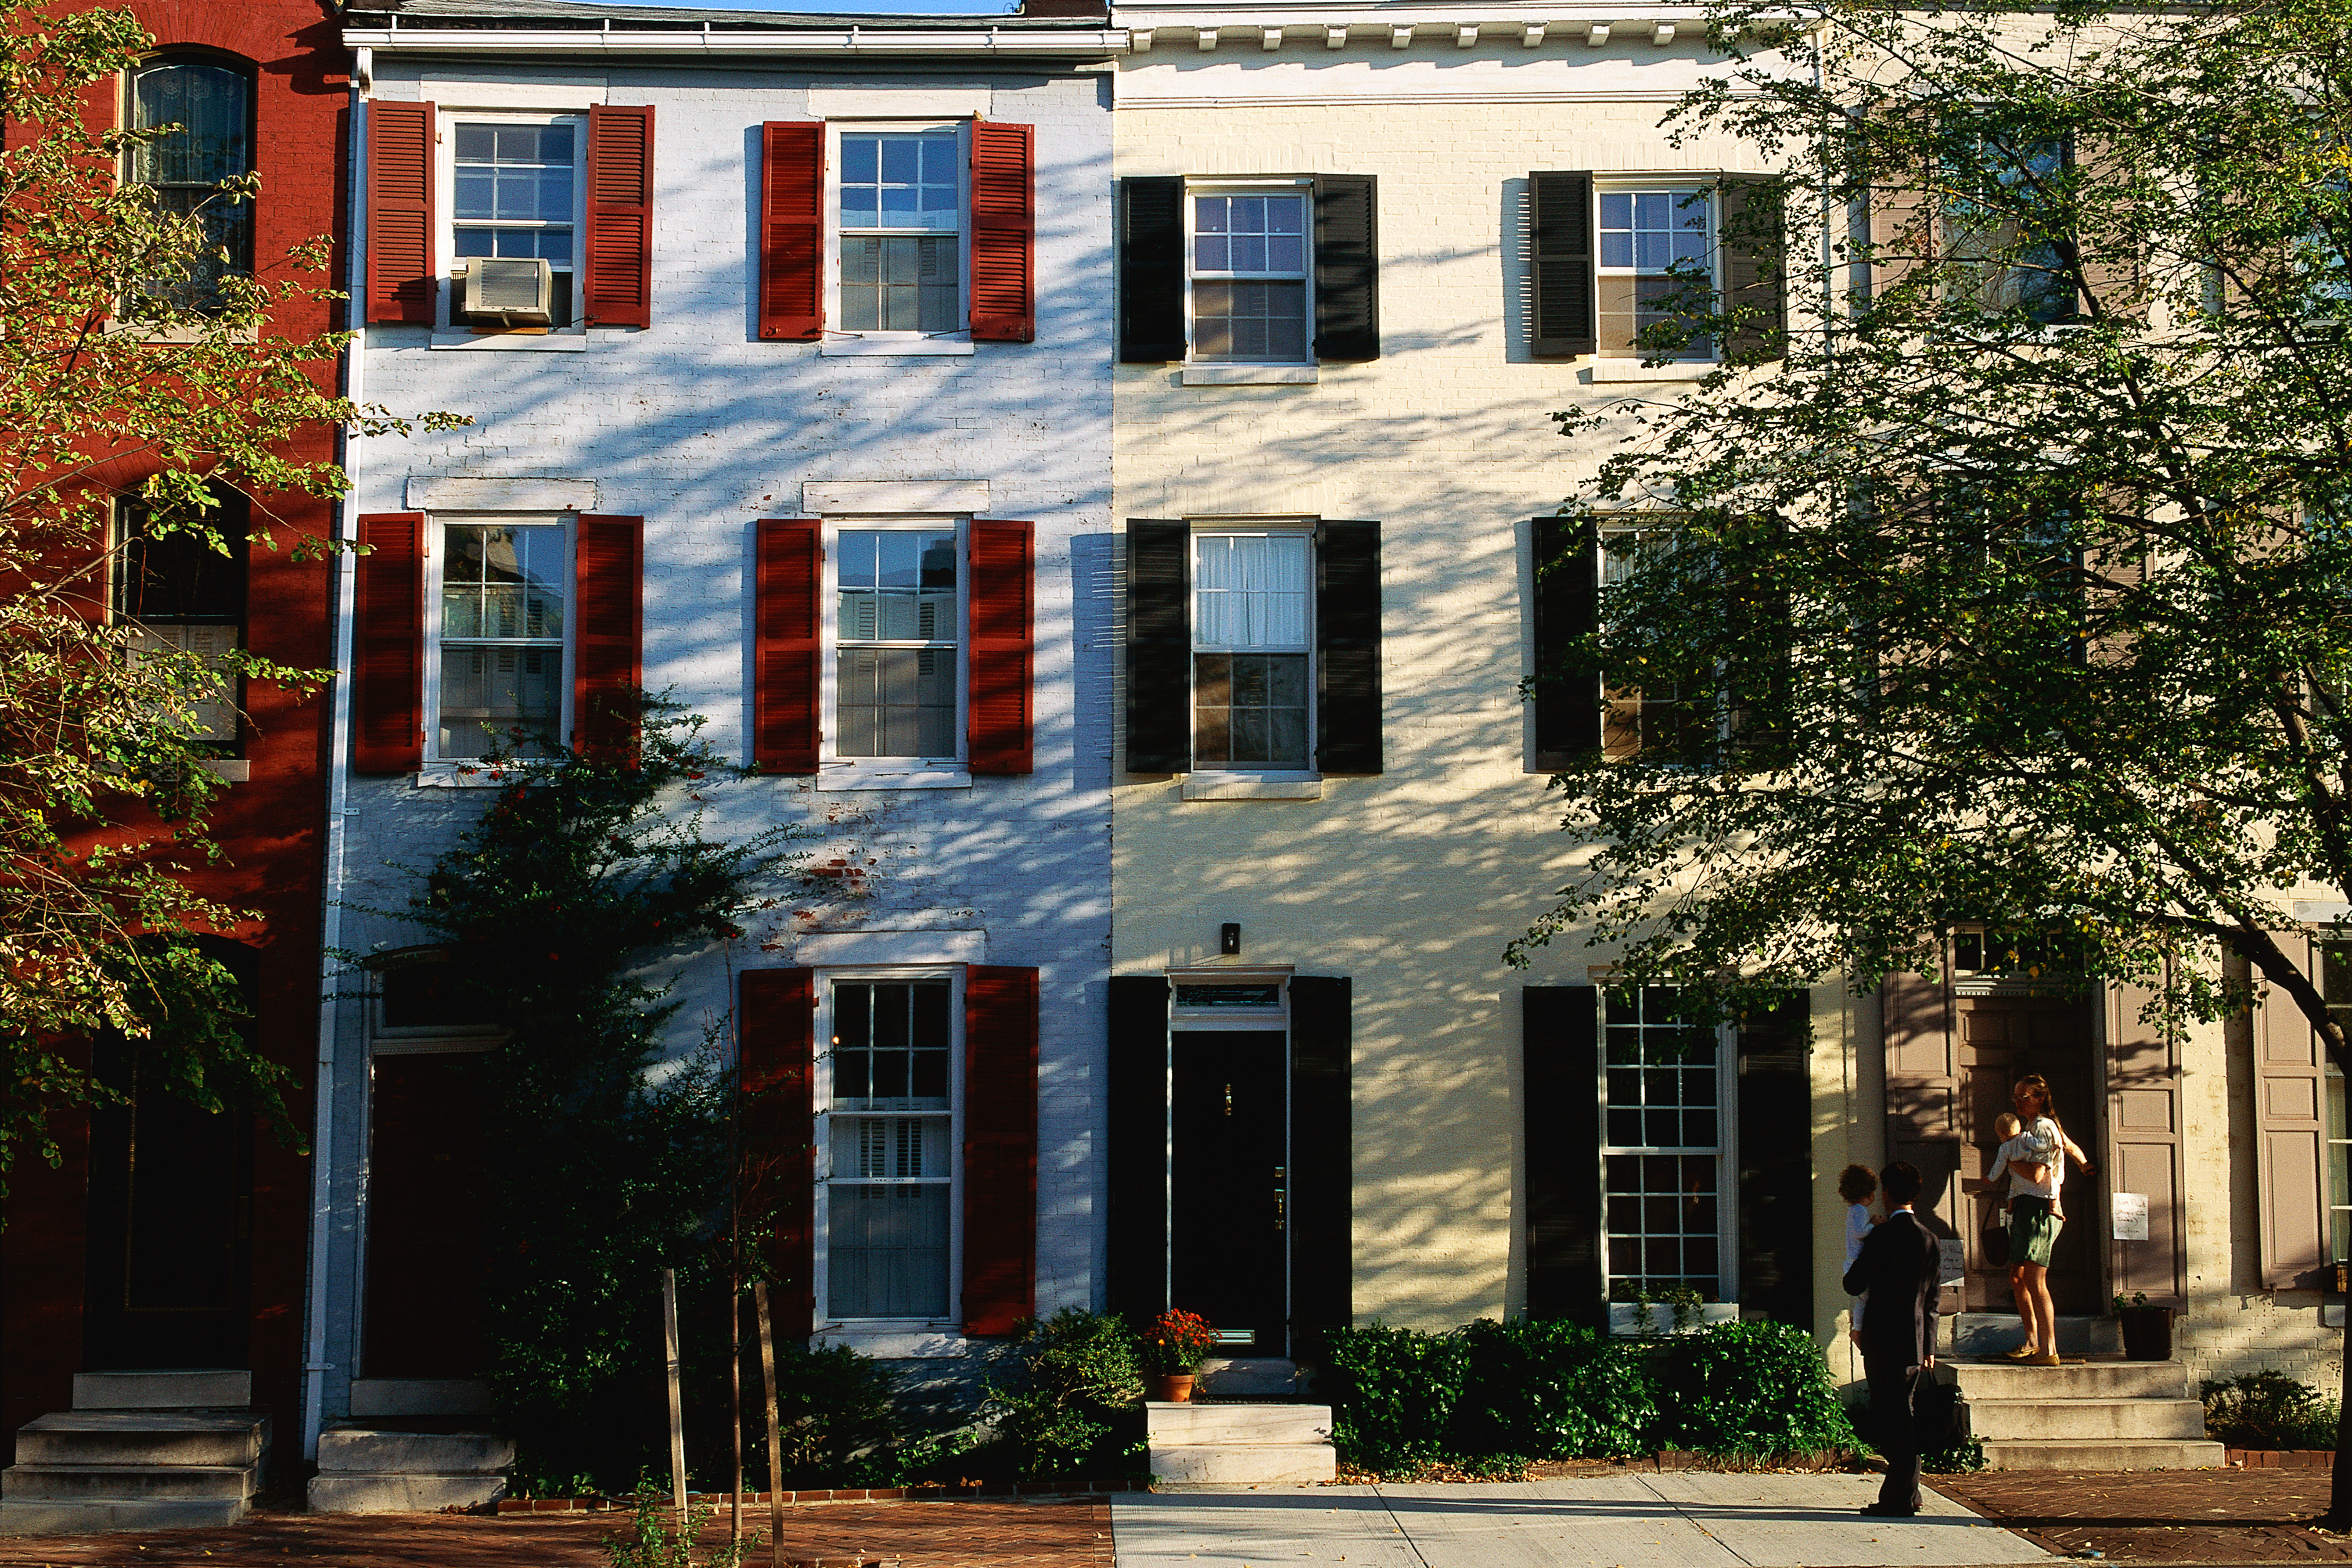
[962,966,1038,1337]
[969,123,1034,343]
[753,519,822,774]
[966,520,1034,774]
[354,513,425,773]
[584,105,654,328]
[572,515,643,756]
[740,968,817,1339]
[760,123,823,341]
[366,103,437,325]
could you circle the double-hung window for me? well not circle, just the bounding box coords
[832,526,962,764]
[125,55,254,313]
[2325,945,2352,1265]
[431,519,567,760]
[1943,133,2075,324]
[1596,186,1714,360]
[1601,987,1733,1303]
[1188,189,1311,364]
[445,114,582,329]
[832,125,966,345]
[116,496,245,749]
[819,976,958,1323]
[1192,529,1312,772]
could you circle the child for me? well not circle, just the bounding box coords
[1991,1111,2064,1222]
[1839,1163,1879,1346]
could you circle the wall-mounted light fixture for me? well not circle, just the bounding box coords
[1220,923,1242,956]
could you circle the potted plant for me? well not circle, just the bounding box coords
[2114,1291,2174,1362]
[1141,1309,1219,1402]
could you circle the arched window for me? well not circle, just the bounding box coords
[125,54,254,310]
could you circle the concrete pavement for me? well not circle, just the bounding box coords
[1113,1472,2049,1567]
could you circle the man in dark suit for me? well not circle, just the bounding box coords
[1840,1160,1943,1517]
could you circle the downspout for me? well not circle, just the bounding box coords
[301,44,370,1465]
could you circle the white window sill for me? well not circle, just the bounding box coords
[818,764,972,792]
[428,330,589,352]
[820,335,976,357]
[813,1325,969,1358]
[1181,363,1318,385]
[1591,359,1717,383]
[1606,1301,1740,1336]
[107,321,261,344]
[199,759,251,783]
[413,764,542,788]
[1181,774,1323,801]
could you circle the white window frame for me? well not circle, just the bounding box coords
[822,120,974,357]
[368,947,504,1055]
[812,966,965,1341]
[818,516,970,788]
[1187,519,1317,781]
[420,511,573,771]
[1592,179,1718,364]
[1184,178,1315,368]
[432,109,588,340]
[1595,986,1739,1312]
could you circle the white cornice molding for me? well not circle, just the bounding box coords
[1110,2,1809,54]
[343,23,1127,59]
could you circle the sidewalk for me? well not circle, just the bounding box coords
[1112,1474,2047,1567]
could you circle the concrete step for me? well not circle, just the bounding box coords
[0,1497,247,1535]
[71,1371,251,1411]
[1148,1443,1337,1487]
[1965,1397,2209,1442]
[1946,1358,2193,1401]
[307,1473,508,1513]
[1984,1437,2225,1471]
[318,1429,514,1474]
[1949,1314,2121,1358]
[349,1379,493,1419]
[13,1412,267,1469]
[1195,1359,1299,1400]
[1145,1402,1332,1447]
[1,1462,256,1501]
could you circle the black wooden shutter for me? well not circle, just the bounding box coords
[1737,995,1812,1326]
[1524,985,1605,1325]
[1315,520,1382,775]
[1106,975,1171,1324]
[1720,177,1789,361]
[1126,520,1192,772]
[1531,517,1600,771]
[1289,976,1353,1355]
[1312,175,1379,362]
[1530,171,1596,357]
[1120,177,1187,362]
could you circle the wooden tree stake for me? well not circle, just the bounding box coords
[754,1281,787,1567]
[663,1268,687,1519]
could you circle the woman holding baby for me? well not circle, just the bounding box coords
[2000,1073,2092,1366]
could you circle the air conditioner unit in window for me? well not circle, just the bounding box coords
[459,258,553,326]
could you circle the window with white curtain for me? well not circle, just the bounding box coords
[1192,530,1312,771]
[822,977,956,1321]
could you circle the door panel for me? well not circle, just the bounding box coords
[1958,995,2102,1312]
[1170,1030,1287,1357]
[364,1053,490,1376]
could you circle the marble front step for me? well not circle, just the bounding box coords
[71,1371,251,1411]
[1979,1438,2225,1470]
[0,1463,254,1501]
[317,1429,514,1473]
[1145,1402,1337,1488]
[1146,1403,1332,1446]
[0,1497,246,1535]
[1964,1396,2208,1441]
[307,1473,509,1513]
[12,1412,267,1470]
[1946,1358,2194,1401]
[1948,1314,2121,1358]
[1194,1359,1299,1399]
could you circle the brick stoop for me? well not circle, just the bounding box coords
[1146,1402,1336,1488]
[1944,1357,2225,1472]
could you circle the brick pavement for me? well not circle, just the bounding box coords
[0,1497,1116,1568]
[1935,1466,2352,1562]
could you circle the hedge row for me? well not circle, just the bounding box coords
[1321,1318,1857,1473]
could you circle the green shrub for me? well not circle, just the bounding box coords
[603,1480,756,1568]
[1648,1322,1856,1456]
[1922,1434,1988,1473]
[2201,1370,2342,1450]
[1451,1317,1655,1459]
[1322,1323,1467,1472]
[766,1341,897,1481]
[983,1308,1146,1478]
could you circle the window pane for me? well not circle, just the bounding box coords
[839,236,958,333]
[1195,534,1310,648]
[437,645,559,758]
[1193,194,1308,276]
[130,62,250,187]
[828,1185,950,1319]
[829,980,952,1111]
[832,1114,952,1179]
[840,131,960,236]
[1191,280,1308,364]
[837,650,956,757]
[1193,652,1308,768]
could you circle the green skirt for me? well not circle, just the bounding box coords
[2011,1195,2062,1268]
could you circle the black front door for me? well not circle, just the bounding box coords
[1169,1029,1288,1356]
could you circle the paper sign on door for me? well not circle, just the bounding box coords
[2112,1192,2150,1241]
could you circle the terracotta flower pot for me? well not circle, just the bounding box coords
[1153,1372,1196,1403]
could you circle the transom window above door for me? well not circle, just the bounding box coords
[836,128,965,337]
[1190,192,1311,363]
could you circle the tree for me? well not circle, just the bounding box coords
[1513,0,2352,1520]
[0,2,462,1195]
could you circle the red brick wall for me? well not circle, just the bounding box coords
[0,0,346,1461]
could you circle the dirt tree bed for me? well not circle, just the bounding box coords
[1936,1466,2352,1562]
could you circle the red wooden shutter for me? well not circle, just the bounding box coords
[572,515,643,756]
[740,968,817,1339]
[354,513,425,773]
[962,965,1038,1336]
[966,520,1034,775]
[753,519,822,774]
[585,105,654,328]
[759,122,823,341]
[2256,934,2330,1289]
[366,102,436,325]
[969,123,1034,343]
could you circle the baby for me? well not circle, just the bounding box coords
[1839,1163,1879,1345]
[1994,1110,2075,1221]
